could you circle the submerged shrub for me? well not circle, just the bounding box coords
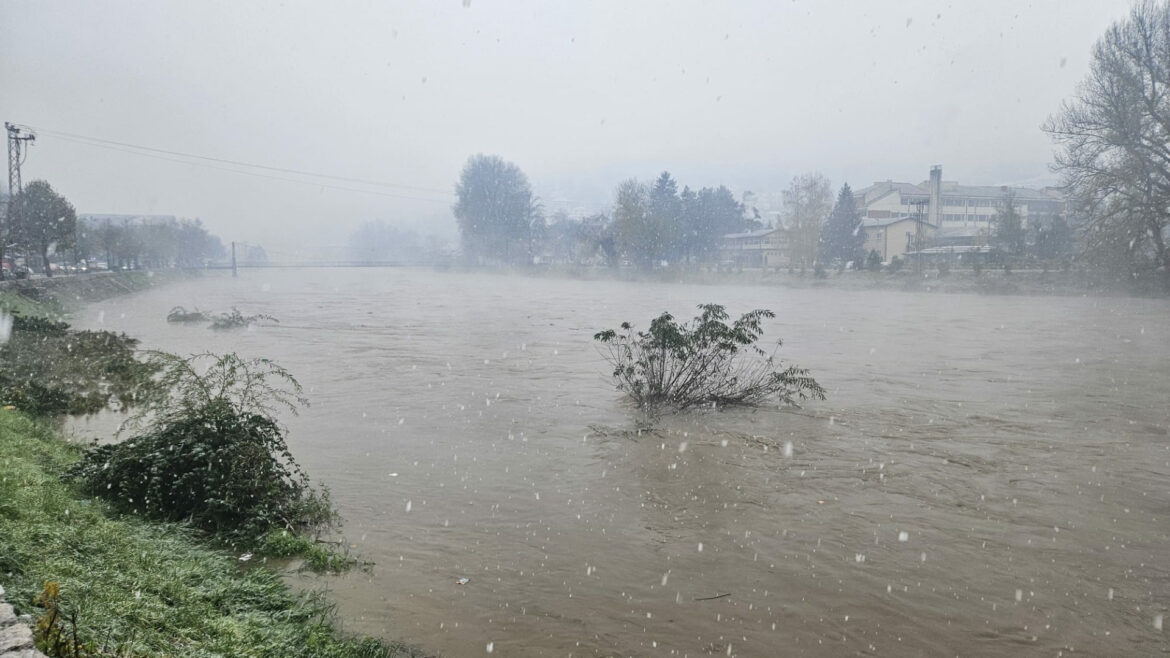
[209,307,277,330]
[594,303,826,411]
[0,314,154,416]
[67,353,333,542]
[166,305,208,323]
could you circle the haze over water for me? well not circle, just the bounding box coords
[70,269,1170,656]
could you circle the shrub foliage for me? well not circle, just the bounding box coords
[0,314,153,416]
[166,305,208,323]
[209,307,277,331]
[67,353,333,542]
[594,303,825,410]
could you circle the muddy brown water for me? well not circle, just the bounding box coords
[67,268,1169,657]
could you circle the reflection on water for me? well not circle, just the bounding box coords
[69,269,1170,656]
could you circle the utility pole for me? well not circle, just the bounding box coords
[6,123,35,198]
[2,123,35,280]
[911,199,928,275]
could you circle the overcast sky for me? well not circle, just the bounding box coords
[0,0,1134,256]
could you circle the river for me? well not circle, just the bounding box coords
[67,268,1170,657]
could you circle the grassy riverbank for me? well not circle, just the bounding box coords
[0,411,422,657]
[0,273,426,657]
[0,271,196,319]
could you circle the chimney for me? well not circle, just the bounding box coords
[928,165,942,225]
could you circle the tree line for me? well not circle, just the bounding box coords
[451,2,1170,290]
[77,214,226,271]
[1,179,225,278]
[451,155,872,272]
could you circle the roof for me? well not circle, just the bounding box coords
[935,184,1059,201]
[723,227,783,240]
[855,179,1062,204]
[854,181,929,204]
[79,213,178,224]
[908,245,993,255]
[861,215,938,229]
[936,226,990,239]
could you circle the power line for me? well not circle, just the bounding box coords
[26,125,454,196]
[46,132,453,203]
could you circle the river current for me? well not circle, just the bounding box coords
[68,268,1169,657]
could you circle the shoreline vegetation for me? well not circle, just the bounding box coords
[0,273,426,657]
[455,261,1168,298]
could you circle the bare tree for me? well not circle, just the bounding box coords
[1044,0,1170,289]
[782,173,832,271]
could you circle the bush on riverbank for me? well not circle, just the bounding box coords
[0,409,424,657]
[67,353,334,545]
[0,314,154,416]
[594,303,825,410]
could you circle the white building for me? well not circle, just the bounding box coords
[854,166,1066,234]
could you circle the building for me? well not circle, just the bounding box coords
[720,227,790,269]
[860,216,938,262]
[854,166,1066,235]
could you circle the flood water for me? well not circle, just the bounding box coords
[68,268,1170,657]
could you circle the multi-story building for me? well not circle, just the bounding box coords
[719,227,790,269]
[854,166,1066,234]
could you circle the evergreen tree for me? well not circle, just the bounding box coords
[993,191,1026,258]
[818,183,864,266]
[648,172,682,262]
[692,185,746,263]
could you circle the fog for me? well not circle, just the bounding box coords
[0,0,1132,255]
[4,4,1170,654]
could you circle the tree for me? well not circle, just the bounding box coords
[10,180,76,277]
[579,212,619,267]
[819,183,865,266]
[176,218,226,266]
[685,185,747,265]
[91,219,122,268]
[453,154,539,265]
[347,220,424,263]
[1033,214,1075,262]
[648,172,682,261]
[993,190,1026,258]
[1044,0,1170,289]
[782,173,832,271]
[613,178,659,268]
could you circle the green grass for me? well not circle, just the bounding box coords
[0,287,63,319]
[0,409,426,657]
